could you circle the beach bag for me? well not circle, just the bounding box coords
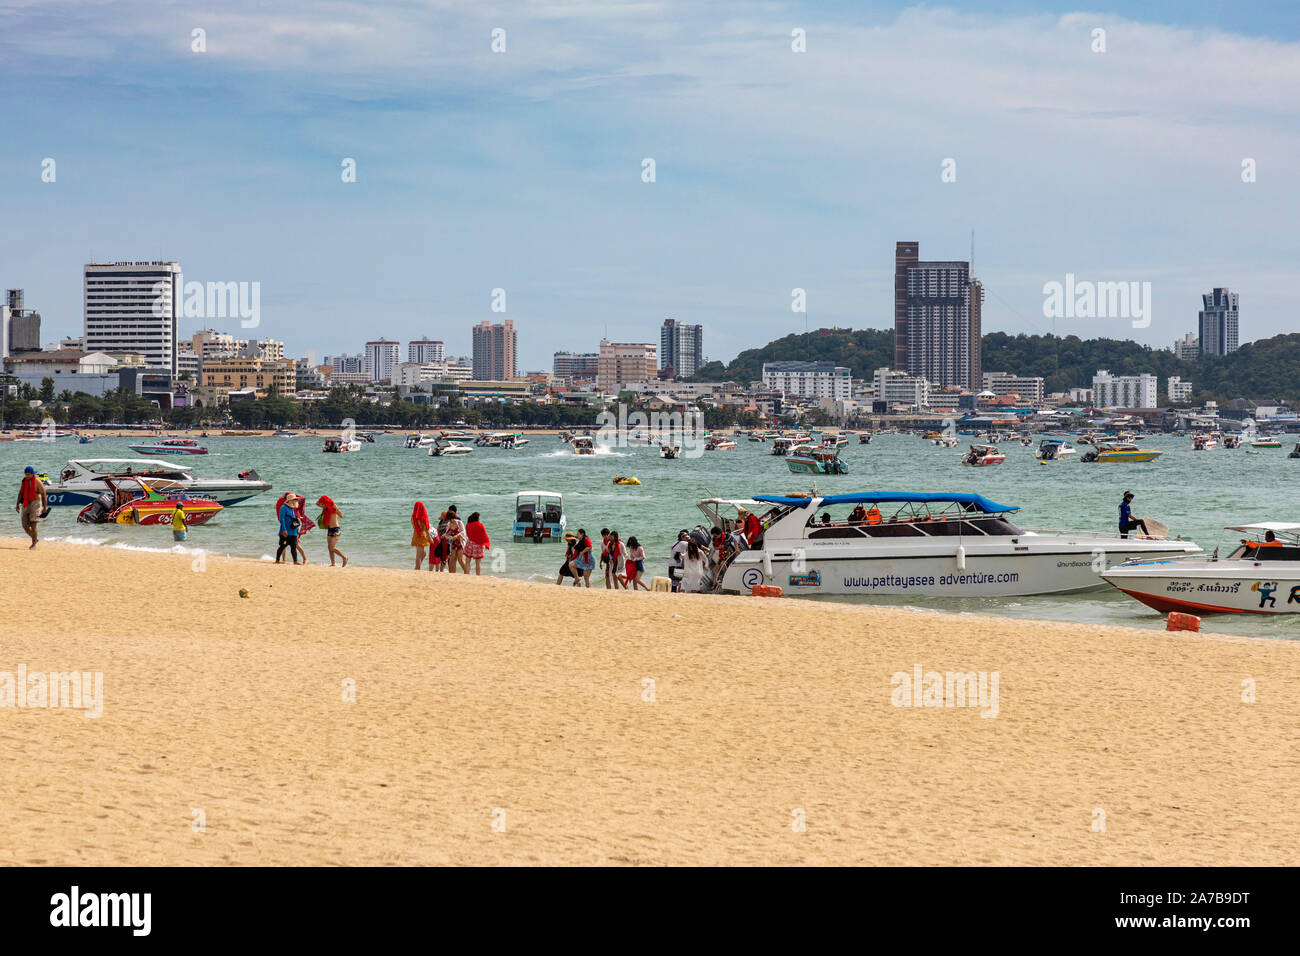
[290,513,301,530]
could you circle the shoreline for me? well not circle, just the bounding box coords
[3,536,1297,865]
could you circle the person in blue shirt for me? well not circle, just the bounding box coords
[1119,491,1149,539]
[276,492,302,564]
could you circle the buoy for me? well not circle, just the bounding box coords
[751,585,783,597]
[1166,612,1201,632]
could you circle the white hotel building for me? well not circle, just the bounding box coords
[84,261,181,374]
[762,361,852,400]
[364,339,402,383]
[872,366,929,408]
[1092,369,1158,409]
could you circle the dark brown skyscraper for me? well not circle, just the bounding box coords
[893,241,982,390]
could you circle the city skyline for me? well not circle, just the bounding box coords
[2,1,1296,365]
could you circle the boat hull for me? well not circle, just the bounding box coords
[46,480,270,508]
[1103,561,1300,614]
[719,539,1199,597]
[127,444,208,455]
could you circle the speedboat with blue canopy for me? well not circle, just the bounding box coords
[695,491,1199,597]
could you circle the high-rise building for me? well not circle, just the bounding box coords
[659,318,703,378]
[1167,376,1193,402]
[328,353,368,384]
[763,361,852,400]
[1092,369,1158,409]
[363,339,402,383]
[981,371,1045,404]
[597,340,657,394]
[472,320,517,381]
[1198,288,1239,356]
[894,242,982,389]
[84,261,181,374]
[872,367,929,408]
[1173,331,1199,362]
[2,289,41,359]
[552,351,600,381]
[408,339,445,364]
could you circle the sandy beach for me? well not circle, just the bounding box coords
[2,536,1297,866]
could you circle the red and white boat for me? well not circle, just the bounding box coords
[127,438,208,455]
[76,476,224,526]
[962,444,1006,466]
[1102,523,1300,615]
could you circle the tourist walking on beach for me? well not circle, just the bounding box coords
[556,531,579,585]
[318,495,348,567]
[624,535,648,590]
[411,501,433,569]
[669,529,690,590]
[1118,491,1149,539]
[15,466,47,549]
[598,528,612,587]
[171,502,188,543]
[276,493,303,564]
[570,528,596,586]
[444,506,467,573]
[464,512,491,575]
[606,530,628,590]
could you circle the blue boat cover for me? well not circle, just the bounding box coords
[752,492,1019,513]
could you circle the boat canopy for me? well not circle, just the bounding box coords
[68,458,188,475]
[516,490,563,501]
[753,492,1019,514]
[1226,522,1300,536]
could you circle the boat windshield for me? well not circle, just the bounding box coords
[800,503,1025,538]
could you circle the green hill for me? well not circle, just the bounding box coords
[692,328,1300,405]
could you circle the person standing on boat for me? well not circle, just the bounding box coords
[737,507,763,549]
[318,495,347,567]
[16,466,47,549]
[1118,491,1149,539]
[171,502,188,543]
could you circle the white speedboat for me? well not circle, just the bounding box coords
[46,458,271,508]
[1036,439,1075,460]
[1102,523,1300,615]
[404,433,438,448]
[572,436,595,455]
[699,491,1199,597]
[771,438,795,457]
[704,437,737,451]
[660,443,681,460]
[428,438,472,457]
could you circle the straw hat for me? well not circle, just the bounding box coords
[563,531,577,541]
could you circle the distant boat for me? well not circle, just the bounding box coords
[128,438,209,456]
[1080,442,1162,463]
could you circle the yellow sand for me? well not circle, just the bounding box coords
[2,537,1297,866]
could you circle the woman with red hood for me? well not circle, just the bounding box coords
[464,511,491,575]
[411,501,434,570]
[317,495,347,567]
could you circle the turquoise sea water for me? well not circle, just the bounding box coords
[6,432,1296,640]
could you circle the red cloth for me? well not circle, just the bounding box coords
[18,475,42,506]
[411,501,430,532]
[317,495,340,524]
[744,513,761,542]
[275,493,315,533]
[465,520,490,550]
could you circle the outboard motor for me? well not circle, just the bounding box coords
[689,525,712,549]
[531,513,545,541]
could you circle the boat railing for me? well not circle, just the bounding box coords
[1020,526,1189,543]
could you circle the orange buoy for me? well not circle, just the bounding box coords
[751,585,783,598]
[1166,611,1201,632]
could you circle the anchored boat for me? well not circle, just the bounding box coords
[76,476,224,526]
[1080,441,1162,463]
[786,445,848,475]
[962,444,1006,466]
[46,458,270,508]
[1103,523,1300,614]
[512,491,566,542]
[700,492,1199,597]
[127,438,208,456]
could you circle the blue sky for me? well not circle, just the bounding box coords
[1,1,1297,367]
